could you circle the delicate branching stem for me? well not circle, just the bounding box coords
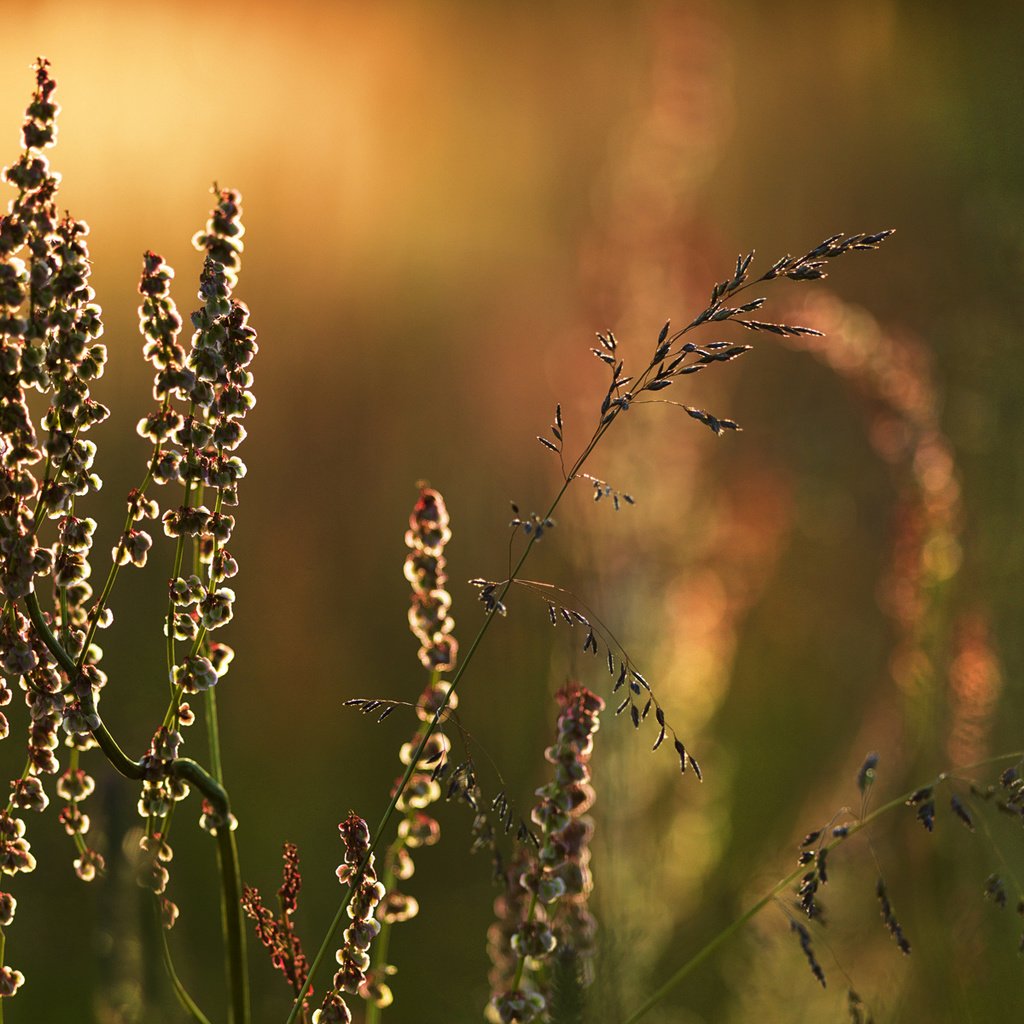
[157,896,214,1024]
[620,751,1024,1024]
[80,459,157,664]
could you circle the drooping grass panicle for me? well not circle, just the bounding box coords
[506,577,699,777]
[620,750,1024,1024]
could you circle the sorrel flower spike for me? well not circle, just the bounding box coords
[486,684,604,1023]
[404,485,458,672]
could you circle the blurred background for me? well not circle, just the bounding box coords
[0,1,1022,1021]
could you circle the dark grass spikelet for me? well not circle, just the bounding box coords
[856,752,879,794]
[847,989,874,1024]
[796,852,828,923]
[949,794,975,832]
[983,873,1007,910]
[997,763,1024,820]
[906,786,936,832]
[789,919,826,987]
[876,878,911,955]
[510,503,555,541]
[578,473,634,512]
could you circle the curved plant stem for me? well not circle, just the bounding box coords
[156,896,214,1024]
[620,751,1024,1024]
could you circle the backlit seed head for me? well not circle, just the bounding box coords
[487,990,546,1024]
[398,731,450,769]
[378,891,419,924]
[160,896,179,930]
[73,847,104,882]
[344,917,381,949]
[397,812,440,849]
[137,856,168,894]
[10,777,48,813]
[58,805,89,836]
[174,655,218,694]
[312,992,352,1024]
[0,965,25,997]
[416,680,458,721]
[393,847,415,881]
[55,767,94,802]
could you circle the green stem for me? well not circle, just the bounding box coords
[205,687,224,792]
[156,896,214,1024]
[365,663,444,1024]
[218,824,250,1024]
[620,751,1024,1024]
[510,892,539,992]
[363,819,411,1024]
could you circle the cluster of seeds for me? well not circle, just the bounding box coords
[353,487,463,1010]
[312,814,386,1024]
[0,59,115,994]
[487,684,604,1023]
[0,59,259,1010]
[404,486,457,672]
[128,186,255,920]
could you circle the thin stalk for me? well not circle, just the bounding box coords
[510,892,540,992]
[365,663,446,1024]
[205,687,224,793]
[218,824,250,1024]
[157,897,214,1024]
[79,457,157,662]
[620,751,1024,1024]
